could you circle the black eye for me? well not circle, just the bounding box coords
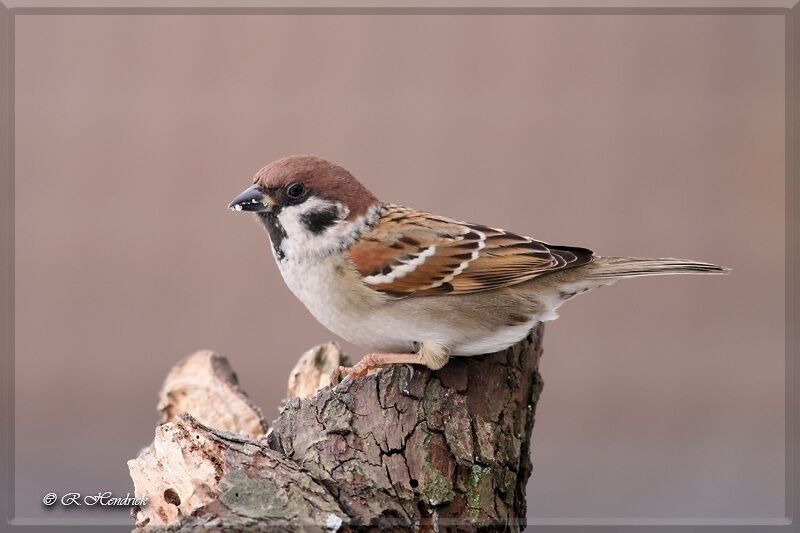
[286,183,305,199]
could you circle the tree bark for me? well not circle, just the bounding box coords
[128,324,545,531]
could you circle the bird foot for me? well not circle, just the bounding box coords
[330,353,421,385]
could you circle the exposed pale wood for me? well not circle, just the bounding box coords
[286,342,347,400]
[157,350,267,438]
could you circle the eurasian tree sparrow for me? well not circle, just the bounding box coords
[229,155,727,380]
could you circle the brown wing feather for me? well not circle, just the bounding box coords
[349,205,594,297]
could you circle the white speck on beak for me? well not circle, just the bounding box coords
[233,205,243,211]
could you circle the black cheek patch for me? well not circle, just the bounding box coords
[300,206,340,234]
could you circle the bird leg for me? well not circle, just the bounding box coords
[333,352,421,383]
[331,343,451,384]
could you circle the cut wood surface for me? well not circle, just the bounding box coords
[128,324,545,531]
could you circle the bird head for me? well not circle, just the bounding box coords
[229,155,379,259]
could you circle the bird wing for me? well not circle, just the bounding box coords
[348,204,595,297]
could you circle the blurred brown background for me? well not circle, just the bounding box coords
[13,12,784,523]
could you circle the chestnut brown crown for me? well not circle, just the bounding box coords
[252,155,379,219]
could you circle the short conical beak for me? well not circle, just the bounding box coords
[228,186,273,213]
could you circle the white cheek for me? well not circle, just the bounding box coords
[276,198,356,259]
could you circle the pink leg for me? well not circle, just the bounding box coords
[333,352,421,383]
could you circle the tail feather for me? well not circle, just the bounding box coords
[589,257,730,280]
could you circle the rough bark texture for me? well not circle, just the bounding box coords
[129,324,545,531]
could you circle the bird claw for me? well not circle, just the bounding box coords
[403,363,415,382]
[331,363,369,385]
[330,366,346,385]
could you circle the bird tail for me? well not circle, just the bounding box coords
[588,257,730,280]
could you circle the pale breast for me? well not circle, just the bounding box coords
[276,255,417,351]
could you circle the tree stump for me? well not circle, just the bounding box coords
[128,324,545,531]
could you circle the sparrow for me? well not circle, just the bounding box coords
[229,155,728,380]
